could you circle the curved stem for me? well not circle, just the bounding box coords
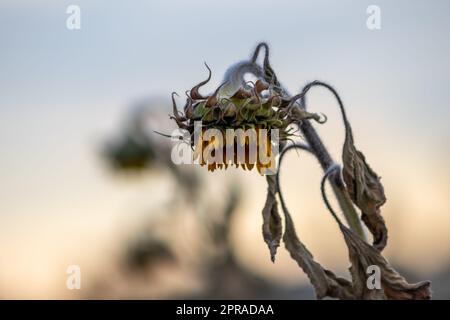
[250,43,366,240]
[297,82,365,238]
[299,80,354,142]
[300,118,365,239]
[320,165,345,225]
[275,143,313,215]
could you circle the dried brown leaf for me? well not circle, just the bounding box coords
[342,131,388,251]
[321,167,431,300]
[282,208,354,299]
[340,223,431,300]
[261,175,282,262]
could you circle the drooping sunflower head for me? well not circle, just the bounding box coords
[171,64,322,174]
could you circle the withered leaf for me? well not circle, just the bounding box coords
[282,209,354,299]
[342,128,388,251]
[320,163,431,300]
[261,175,282,262]
[271,168,354,300]
[339,223,431,300]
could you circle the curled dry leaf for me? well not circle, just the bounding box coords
[340,224,431,299]
[342,130,388,251]
[261,175,282,262]
[281,200,354,299]
[321,167,431,300]
[273,147,431,300]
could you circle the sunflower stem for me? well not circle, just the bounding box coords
[299,121,366,240]
[250,42,366,240]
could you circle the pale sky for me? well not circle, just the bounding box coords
[0,0,449,298]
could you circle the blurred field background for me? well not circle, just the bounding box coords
[1,0,450,299]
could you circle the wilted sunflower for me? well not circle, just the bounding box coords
[167,43,433,300]
[171,64,324,174]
